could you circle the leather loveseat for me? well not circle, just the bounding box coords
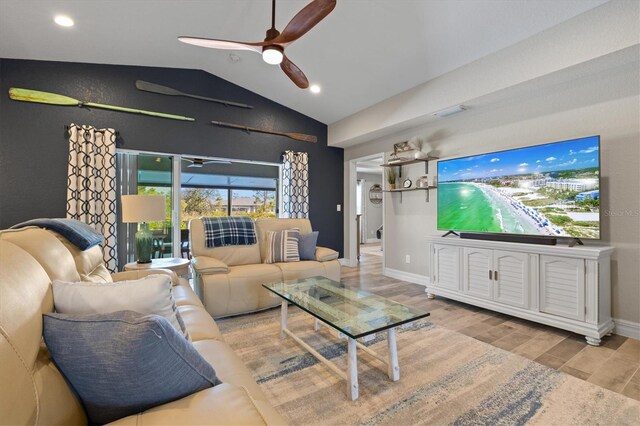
[190,218,341,318]
[0,227,285,425]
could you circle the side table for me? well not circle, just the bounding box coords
[124,257,190,277]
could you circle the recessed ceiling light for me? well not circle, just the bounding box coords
[54,15,74,27]
[310,84,321,94]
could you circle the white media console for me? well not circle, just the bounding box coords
[426,236,615,345]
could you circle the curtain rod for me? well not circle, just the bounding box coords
[64,125,120,138]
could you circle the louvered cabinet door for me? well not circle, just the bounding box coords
[539,255,585,321]
[463,248,493,299]
[433,244,460,291]
[492,250,529,309]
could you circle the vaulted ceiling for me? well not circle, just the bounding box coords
[0,0,608,124]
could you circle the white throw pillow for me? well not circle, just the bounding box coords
[52,274,189,339]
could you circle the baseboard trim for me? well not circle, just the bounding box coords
[613,318,640,339]
[339,258,356,267]
[383,268,430,286]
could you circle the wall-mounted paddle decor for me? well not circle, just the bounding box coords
[135,80,254,109]
[8,88,195,121]
[210,120,317,143]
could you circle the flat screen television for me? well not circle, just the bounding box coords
[437,136,600,239]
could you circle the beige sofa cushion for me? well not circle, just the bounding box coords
[192,256,229,274]
[255,218,313,262]
[109,383,281,426]
[0,228,82,283]
[190,218,260,266]
[316,246,339,261]
[276,261,326,281]
[172,284,205,308]
[177,305,224,342]
[52,231,112,282]
[201,264,283,318]
[194,340,269,401]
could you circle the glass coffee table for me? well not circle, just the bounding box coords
[263,276,430,400]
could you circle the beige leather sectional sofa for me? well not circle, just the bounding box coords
[0,227,285,425]
[190,218,341,318]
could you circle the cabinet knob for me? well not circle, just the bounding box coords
[489,270,493,280]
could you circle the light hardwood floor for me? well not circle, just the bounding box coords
[343,248,640,401]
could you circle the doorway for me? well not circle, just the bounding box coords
[348,154,384,265]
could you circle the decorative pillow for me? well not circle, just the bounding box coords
[264,228,301,264]
[298,231,319,261]
[43,311,221,425]
[52,274,189,340]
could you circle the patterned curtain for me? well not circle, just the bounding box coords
[282,151,309,218]
[66,124,118,272]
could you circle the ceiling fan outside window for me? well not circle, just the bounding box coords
[178,0,336,89]
[182,158,232,168]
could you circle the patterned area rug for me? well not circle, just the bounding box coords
[218,307,640,425]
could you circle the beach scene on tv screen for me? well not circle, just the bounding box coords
[437,136,600,239]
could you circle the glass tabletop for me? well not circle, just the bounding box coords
[263,276,430,339]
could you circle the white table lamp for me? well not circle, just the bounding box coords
[121,195,166,263]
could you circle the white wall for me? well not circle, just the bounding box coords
[357,172,383,242]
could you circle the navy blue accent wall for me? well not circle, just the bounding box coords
[0,59,344,255]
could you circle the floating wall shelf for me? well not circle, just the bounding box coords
[384,186,437,202]
[381,156,438,177]
[382,156,439,202]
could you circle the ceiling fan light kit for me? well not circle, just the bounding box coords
[262,45,284,65]
[178,0,336,89]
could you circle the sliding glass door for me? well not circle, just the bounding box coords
[116,150,281,270]
[117,152,176,268]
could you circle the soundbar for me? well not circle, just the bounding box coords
[459,232,557,245]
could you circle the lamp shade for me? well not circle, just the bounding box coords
[121,195,166,223]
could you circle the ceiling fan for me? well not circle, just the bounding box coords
[178,0,336,89]
[183,158,231,168]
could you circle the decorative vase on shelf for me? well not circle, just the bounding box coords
[389,183,396,190]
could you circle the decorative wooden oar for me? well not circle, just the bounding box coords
[210,120,317,143]
[136,80,254,109]
[8,88,195,121]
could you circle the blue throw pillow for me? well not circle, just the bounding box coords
[298,231,319,260]
[43,310,221,424]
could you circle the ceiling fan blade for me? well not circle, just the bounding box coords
[280,55,309,89]
[178,36,266,53]
[275,0,336,44]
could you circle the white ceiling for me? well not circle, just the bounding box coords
[356,157,383,175]
[0,0,608,124]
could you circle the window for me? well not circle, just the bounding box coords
[232,189,276,218]
[116,150,281,268]
[180,157,279,222]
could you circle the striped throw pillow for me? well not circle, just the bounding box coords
[264,228,301,263]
